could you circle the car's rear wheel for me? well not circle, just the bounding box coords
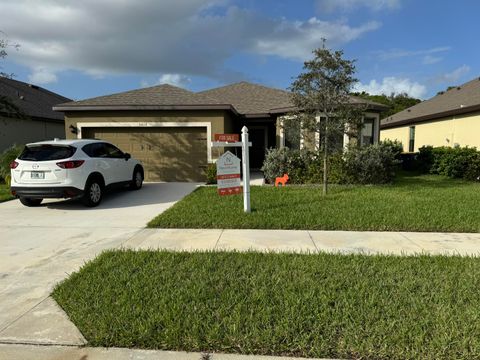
[82,179,103,207]
[130,168,143,190]
[19,197,43,207]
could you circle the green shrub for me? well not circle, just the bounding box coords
[204,163,217,184]
[341,141,402,184]
[262,142,401,185]
[0,144,24,184]
[418,145,480,180]
[262,148,309,184]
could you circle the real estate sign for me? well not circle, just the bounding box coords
[214,133,239,142]
[216,151,241,196]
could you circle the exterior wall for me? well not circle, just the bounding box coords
[64,110,231,162]
[380,127,409,151]
[380,111,480,152]
[0,116,64,152]
[278,111,382,151]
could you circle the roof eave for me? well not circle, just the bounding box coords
[53,104,239,116]
[380,103,480,129]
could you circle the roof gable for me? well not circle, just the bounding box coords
[382,77,480,128]
[198,81,293,115]
[0,77,70,121]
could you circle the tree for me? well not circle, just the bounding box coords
[353,91,421,118]
[0,32,23,117]
[286,46,360,196]
[0,32,19,78]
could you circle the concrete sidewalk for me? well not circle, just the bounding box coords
[0,344,335,360]
[123,228,480,256]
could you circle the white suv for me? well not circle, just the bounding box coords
[10,139,144,207]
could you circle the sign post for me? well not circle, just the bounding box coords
[241,126,251,213]
[211,128,252,213]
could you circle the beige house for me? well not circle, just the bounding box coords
[381,77,480,152]
[0,77,69,152]
[54,82,385,182]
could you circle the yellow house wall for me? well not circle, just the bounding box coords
[380,111,480,152]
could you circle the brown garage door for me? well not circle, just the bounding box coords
[82,127,207,182]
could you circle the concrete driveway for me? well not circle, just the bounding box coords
[0,182,197,342]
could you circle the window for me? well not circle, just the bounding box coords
[361,118,375,146]
[82,143,124,158]
[19,145,76,161]
[103,143,124,158]
[409,126,415,152]
[284,121,301,149]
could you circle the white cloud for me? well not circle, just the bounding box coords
[27,66,57,84]
[255,18,380,61]
[422,55,442,65]
[1,0,382,82]
[317,0,400,12]
[355,77,427,98]
[141,74,192,88]
[434,65,470,84]
[374,46,451,61]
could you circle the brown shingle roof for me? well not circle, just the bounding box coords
[54,81,387,116]
[0,77,70,121]
[198,81,294,115]
[381,77,480,129]
[54,84,232,111]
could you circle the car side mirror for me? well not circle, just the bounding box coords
[124,153,131,160]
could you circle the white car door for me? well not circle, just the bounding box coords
[103,143,132,182]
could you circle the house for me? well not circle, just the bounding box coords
[0,77,70,152]
[380,77,480,152]
[54,82,386,182]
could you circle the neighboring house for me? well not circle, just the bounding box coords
[380,77,480,152]
[0,77,70,152]
[54,82,386,182]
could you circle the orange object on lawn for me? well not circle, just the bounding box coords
[275,173,289,187]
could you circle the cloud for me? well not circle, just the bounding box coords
[1,0,382,82]
[433,65,470,84]
[355,77,427,98]
[375,46,451,61]
[255,18,380,61]
[141,74,192,88]
[422,55,442,65]
[316,0,401,12]
[27,66,57,84]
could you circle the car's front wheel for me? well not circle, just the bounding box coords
[82,179,103,207]
[19,197,43,207]
[130,168,143,190]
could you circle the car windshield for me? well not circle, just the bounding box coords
[18,144,77,161]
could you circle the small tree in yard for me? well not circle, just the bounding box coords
[286,45,360,195]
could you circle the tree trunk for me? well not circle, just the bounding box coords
[323,120,328,196]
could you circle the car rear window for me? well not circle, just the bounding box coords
[18,145,77,161]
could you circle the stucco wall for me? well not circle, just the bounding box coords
[64,110,233,162]
[381,111,480,152]
[0,116,65,152]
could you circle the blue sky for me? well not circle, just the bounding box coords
[1,0,478,101]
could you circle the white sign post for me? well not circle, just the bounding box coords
[211,126,252,213]
[241,126,251,213]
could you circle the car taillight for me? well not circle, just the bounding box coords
[56,160,85,169]
[10,161,19,169]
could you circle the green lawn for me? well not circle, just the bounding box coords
[53,250,480,359]
[0,184,13,202]
[148,174,480,232]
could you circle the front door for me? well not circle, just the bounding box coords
[248,127,267,169]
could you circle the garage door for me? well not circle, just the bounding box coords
[82,127,208,182]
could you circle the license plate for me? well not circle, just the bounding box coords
[31,171,45,179]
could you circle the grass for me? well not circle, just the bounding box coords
[148,174,480,232]
[53,250,480,359]
[0,183,13,202]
